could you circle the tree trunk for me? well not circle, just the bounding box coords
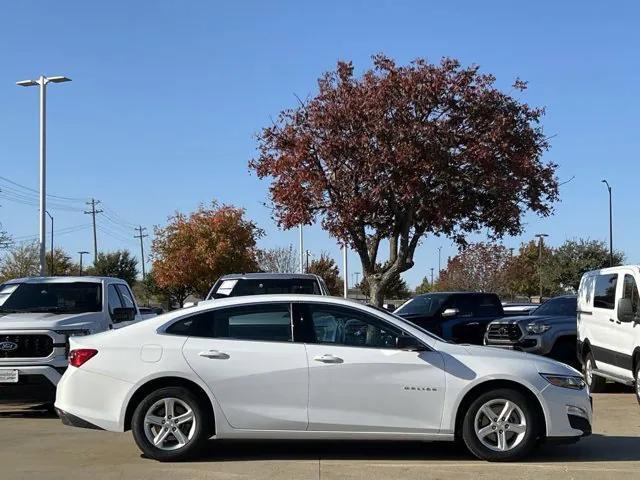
[368,279,384,307]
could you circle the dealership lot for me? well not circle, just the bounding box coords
[0,393,638,480]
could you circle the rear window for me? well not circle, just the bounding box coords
[594,274,618,310]
[209,278,320,298]
[534,296,577,316]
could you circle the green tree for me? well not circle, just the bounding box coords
[46,248,79,276]
[415,276,436,294]
[504,240,554,297]
[86,250,138,285]
[307,252,342,296]
[546,239,624,292]
[0,241,39,282]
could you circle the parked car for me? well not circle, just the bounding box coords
[394,292,505,344]
[485,295,578,366]
[205,273,331,299]
[0,276,145,403]
[55,294,591,462]
[577,266,640,401]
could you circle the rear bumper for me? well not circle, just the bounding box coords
[56,407,104,430]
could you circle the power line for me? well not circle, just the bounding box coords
[0,175,85,202]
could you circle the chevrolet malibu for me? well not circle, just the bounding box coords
[55,295,592,462]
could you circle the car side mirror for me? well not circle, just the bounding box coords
[396,335,427,351]
[112,307,136,323]
[441,307,459,318]
[617,298,635,323]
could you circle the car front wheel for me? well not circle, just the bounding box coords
[462,388,539,461]
[131,386,210,461]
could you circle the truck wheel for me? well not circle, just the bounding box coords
[462,388,539,461]
[583,351,606,393]
[131,386,210,462]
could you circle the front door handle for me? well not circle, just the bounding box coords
[609,318,615,323]
[313,354,343,364]
[198,350,230,359]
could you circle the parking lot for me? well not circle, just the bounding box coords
[0,393,638,480]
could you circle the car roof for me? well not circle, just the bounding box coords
[217,273,320,281]
[2,276,127,285]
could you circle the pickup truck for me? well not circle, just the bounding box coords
[484,295,578,366]
[0,276,149,403]
[393,292,505,344]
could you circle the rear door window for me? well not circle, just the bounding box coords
[107,284,124,322]
[473,295,502,317]
[593,274,618,310]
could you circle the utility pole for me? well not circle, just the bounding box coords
[430,267,434,285]
[45,210,53,275]
[437,246,442,276]
[342,244,348,298]
[16,75,71,275]
[298,224,304,273]
[601,180,613,267]
[134,226,148,280]
[84,198,103,264]
[78,251,90,275]
[535,233,549,300]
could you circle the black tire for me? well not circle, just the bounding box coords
[131,386,211,462]
[462,388,540,462]
[583,351,606,393]
[634,362,640,406]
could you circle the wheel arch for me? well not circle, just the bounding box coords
[123,376,215,435]
[632,348,640,376]
[453,379,547,440]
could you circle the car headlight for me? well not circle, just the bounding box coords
[541,373,585,390]
[526,322,551,334]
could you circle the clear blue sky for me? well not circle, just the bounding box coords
[0,1,638,287]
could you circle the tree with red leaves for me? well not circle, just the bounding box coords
[151,202,263,305]
[251,55,558,306]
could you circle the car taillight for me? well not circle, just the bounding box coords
[69,349,98,367]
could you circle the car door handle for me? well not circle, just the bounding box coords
[313,354,343,364]
[466,322,479,326]
[609,318,615,323]
[198,350,230,359]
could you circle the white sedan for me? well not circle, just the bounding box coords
[55,295,592,462]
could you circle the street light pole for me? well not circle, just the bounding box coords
[45,210,53,275]
[437,246,442,277]
[298,224,304,273]
[535,233,549,300]
[601,180,613,267]
[342,244,348,298]
[16,75,71,276]
[78,251,90,276]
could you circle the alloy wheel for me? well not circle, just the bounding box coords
[143,397,197,451]
[474,399,527,452]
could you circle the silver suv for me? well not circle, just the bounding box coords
[484,295,578,366]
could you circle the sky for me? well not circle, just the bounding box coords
[0,1,638,288]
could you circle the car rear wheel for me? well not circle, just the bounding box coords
[583,351,606,393]
[462,388,539,461]
[131,386,210,461]
[634,363,640,405]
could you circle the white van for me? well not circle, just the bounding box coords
[577,265,640,401]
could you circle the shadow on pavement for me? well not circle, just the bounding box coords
[186,434,640,463]
[0,402,57,419]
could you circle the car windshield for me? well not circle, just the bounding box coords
[532,297,577,316]
[210,278,321,299]
[0,282,102,314]
[394,294,450,317]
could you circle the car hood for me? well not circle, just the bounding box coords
[0,311,102,331]
[490,314,574,327]
[441,342,580,376]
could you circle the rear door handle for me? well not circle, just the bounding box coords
[313,354,343,364]
[198,350,230,359]
[609,318,615,323]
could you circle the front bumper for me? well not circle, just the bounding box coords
[540,382,593,440]
[0,366,64,402]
